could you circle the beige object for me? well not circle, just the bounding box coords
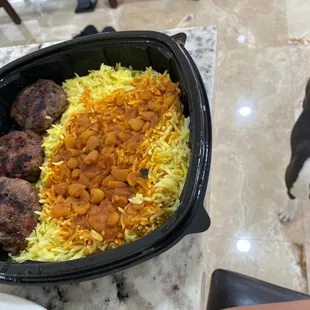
[224,300,310,310]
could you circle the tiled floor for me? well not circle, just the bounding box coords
[2,0,310,298]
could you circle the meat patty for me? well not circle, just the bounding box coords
[10,79,68,133]
[0,130,44,182]
[0,177,41,254]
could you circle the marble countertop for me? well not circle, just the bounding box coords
[0,26,216,310]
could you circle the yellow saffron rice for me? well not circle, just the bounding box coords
[13,64,190,262]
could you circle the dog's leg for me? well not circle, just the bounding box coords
[278,199,298,222]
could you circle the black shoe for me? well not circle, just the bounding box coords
[102,26,116,33]
[73,25,98,38]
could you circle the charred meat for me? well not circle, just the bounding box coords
[0,177,41,254]
[11,79,68,133]
[0,130,44,182]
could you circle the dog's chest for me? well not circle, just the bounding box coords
[290,158,310,199]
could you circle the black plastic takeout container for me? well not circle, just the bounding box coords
[0,31,212,284]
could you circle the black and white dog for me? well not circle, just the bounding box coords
[279,78,310,222]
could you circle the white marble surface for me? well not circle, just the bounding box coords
[0,26,216,310]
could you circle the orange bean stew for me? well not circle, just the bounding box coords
[45,73,180,246]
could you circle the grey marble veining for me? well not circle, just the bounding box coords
[0,235,205,310]
[0,26,216,310]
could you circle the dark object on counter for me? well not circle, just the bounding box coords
[11,79,68,133]
[0,0,21,25]
[108,0,118,9]
[102,26,116,33]
[0,131,43,182]
[75,0,97,13]
[207,269,310,310]
[0,31,211,284]
[0,177,41,254]
[74,25,116,38]
[73,25,99,38]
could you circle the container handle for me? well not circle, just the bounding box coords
[170,32,187,46]
[184,204,211,235]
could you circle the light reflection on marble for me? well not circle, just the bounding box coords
[236,239,251,253]
[214,47,295,129]
[204,237,308,293]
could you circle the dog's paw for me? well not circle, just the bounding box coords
[278,208,296,222]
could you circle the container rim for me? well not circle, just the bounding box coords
[0,31,212,284]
